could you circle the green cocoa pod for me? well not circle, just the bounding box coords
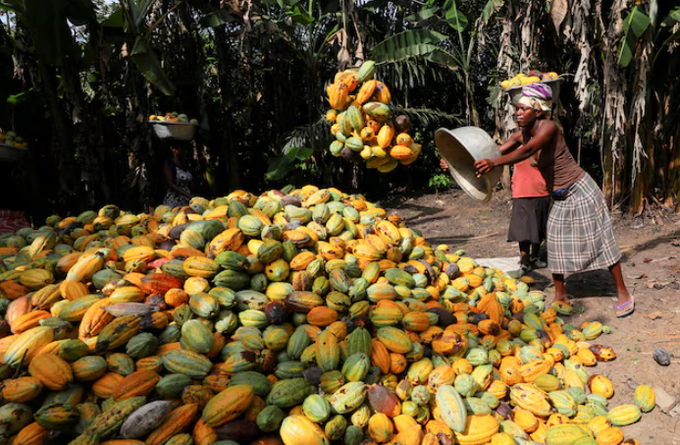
[329,382,367,414]
[302,394,331,423]
[256,405,285,432]
[265,377,311,408]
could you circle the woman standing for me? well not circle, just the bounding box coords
[163,141,193,208]
[441,143,549,275]
[474,84,634,317]
[501,134,550,276]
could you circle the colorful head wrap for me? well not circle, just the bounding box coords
[518,83,553,118]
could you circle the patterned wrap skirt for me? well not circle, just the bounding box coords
[547,174,621,274]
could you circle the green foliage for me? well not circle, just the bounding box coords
[0,0,678,217]
[482,0,504,24]
[130,37,176,96]
[266,146,315,181]
[428,173,453,192]
[619,5,651,67]
[6,89,32,105]
[372,29,448,63]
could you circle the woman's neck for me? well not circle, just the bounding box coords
[526,119,542,136]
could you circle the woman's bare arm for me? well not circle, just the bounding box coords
[498,131,523,155]
[475,121,557,174]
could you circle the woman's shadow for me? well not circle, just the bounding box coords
[547,269,619,298]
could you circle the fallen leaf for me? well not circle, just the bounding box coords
[645,311,664,320]
[644,258,653,263]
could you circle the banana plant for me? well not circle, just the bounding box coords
[370,0,481,126]
[0,0,97,67]
[253,0,344,183]
[100,0,178,95]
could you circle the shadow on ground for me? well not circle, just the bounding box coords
[619,228,680,262]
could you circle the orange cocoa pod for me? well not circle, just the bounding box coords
[193,418,217,445]
[0,335,18,356]
[10,310,51,334]
[12,421,48,445]
[1,376,43,403]
[59,280,90,302]
[203,374,231,393]
[79,297,114,340]
[5,295,33,326]
[92,372,125,398]
[28,353,73,390]
[113,369,161,401]
[145,403,199,445]
[165,288,189,307]
[389,353,407,375]
[371,339,391,375]
[306,306,338,327]
[0,280,28,300]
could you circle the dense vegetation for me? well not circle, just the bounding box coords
[0,0,678,221]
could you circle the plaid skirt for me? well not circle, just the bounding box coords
[547,174,621,274]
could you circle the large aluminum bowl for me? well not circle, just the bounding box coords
[435,127,502,202]
[149,121,198,141]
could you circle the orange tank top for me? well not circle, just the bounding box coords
[511,157,549,198]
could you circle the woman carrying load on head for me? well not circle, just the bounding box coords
[163,140,193,209]
[473,83,634,318]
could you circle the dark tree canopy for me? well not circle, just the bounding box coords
[0,0,679,221]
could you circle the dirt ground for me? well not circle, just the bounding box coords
[381,187,680,444]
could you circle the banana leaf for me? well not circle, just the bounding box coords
[130,36,176,96]
[371,29,447,63]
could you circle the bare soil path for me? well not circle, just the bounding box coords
[380,187,680,444]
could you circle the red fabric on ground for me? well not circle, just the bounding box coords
[0,210,31,234]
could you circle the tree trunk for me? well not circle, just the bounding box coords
[668,125,680,212]
[213,27,240,191]
[37,61,81,211]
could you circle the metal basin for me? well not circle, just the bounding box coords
[0,144,27,162]
[149,121,198,141]
[435,127,502,202]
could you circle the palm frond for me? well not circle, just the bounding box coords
[377,58,450,91]
[282,118,332,155]
[371,29,447,63]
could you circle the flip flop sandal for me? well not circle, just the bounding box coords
[616,296,635,318]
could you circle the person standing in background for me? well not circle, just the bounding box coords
[163,141,193,208]
[500,133,550,276]
[440,145,549,277]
